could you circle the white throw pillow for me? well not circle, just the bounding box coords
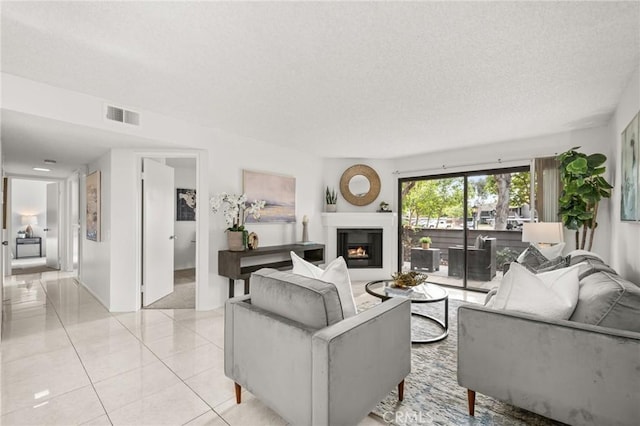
[491,262,579,320]
[290,252,357,318]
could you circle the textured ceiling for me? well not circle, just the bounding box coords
[1,1,639,160]
[1,110,174,178]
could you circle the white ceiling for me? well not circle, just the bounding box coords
[1,110,174,178]
[1,1,639,164]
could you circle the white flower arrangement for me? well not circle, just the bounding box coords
[210,193,266,231]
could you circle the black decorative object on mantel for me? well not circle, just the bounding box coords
[377,201,392,213]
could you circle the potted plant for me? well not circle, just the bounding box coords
[557,146,613,251]
[325,187,337,212]
[419,236,432,249]
[210,193,265,251]
[378,201,391,212]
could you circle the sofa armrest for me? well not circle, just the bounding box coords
[311,298,411,426]
[225,296,316,425]
[457,304,640,425]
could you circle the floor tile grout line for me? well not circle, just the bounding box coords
[5,272,230,424]
[0,275,106,419]
[111,309,230,419]
[181,408,231,426]
[35,276,115,425]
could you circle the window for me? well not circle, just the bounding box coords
[399,166,532,291]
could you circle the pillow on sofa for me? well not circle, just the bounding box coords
[474,235,485,249]
[516,244,548,270]
[291,252,357,317]
[517,242,566,263]
[490,263,580,320]
[529,255,571,274]
[569,271,640,332]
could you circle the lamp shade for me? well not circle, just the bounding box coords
[21,215,38,226]
[522,222,564,244]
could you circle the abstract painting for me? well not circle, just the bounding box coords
[243,170,296,223]
[86,170,101,241]
[621,111,639,222]
[176,188,196,221]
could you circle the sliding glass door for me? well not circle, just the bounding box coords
[399,167,531,291]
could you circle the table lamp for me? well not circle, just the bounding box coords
[522,222,564,247]
[21,215,38,238]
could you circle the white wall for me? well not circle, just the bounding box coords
[3,74,325,310]
[322,127,615,260]
[171,159,197,270]
[11,179,49,257]
[609,66,640,284]
[390,126,614,260]
[80,153,111,307]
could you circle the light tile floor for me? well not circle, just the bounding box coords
[1,271,484,425]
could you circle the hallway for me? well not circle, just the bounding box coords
[0,271,285,425]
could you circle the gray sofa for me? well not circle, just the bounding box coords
[225,268,411,426]
[458,255,640,425]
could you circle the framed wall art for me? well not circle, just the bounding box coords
[176,188,196,221]
[621,111,639,222]
[86,170,101,241]
[243,170,296,223]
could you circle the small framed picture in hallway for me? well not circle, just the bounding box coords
[176,188,196,221]
[86,170,101,241]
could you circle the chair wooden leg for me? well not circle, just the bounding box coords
[398,380,405,401]
[467,389,476,416]
[235,382,242,404]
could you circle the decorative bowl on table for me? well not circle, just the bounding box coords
[391,271,428,288]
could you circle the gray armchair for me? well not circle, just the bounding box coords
[225,268,411,426]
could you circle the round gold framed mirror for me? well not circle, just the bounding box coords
[339,164,381,206]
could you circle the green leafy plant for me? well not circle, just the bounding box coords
[557,146,613,250]
[325,187,337,205]
[419,236,432,244]
[496,247,519,266]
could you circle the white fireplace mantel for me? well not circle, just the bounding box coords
[321,212,397,281]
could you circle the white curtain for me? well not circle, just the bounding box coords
[535,157,561,222]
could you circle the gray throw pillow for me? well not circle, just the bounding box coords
[530,255,572,273]
[518,244,548,270]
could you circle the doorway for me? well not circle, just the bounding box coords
[142,157,197,309]
[8,178,61,276]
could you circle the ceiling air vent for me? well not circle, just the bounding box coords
[105,105,140,126]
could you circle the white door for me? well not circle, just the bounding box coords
[143,159,175,306]
[46,182,59,269]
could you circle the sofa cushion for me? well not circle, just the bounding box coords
[570,271,640,332]
[250,269,344,329]
[291,252,357,317]
[489,263,580,319]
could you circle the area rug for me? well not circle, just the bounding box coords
[12,265,59,275]
[357,297,563,426]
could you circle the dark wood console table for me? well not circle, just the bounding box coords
[218,243,325,297]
